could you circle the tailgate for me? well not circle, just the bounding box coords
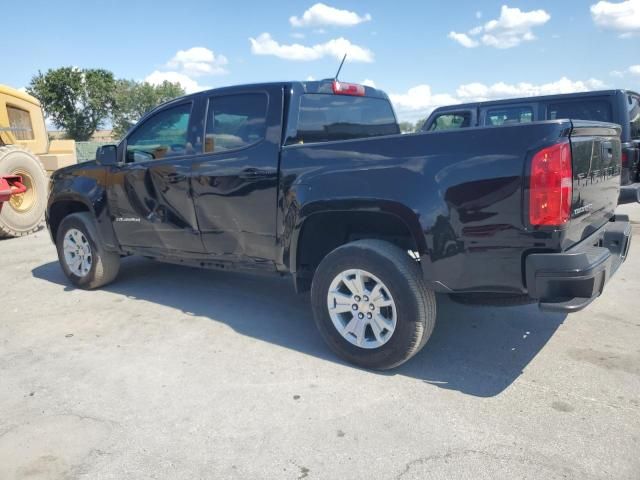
[565,120,622,248]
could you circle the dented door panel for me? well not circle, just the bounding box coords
[107,158,204,253]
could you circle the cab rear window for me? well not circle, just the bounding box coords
[290,94,399,144]
[546,99,612,122]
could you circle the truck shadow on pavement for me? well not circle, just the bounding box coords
[33,257,567,398]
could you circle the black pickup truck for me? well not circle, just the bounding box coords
[423,89,640,204]
[47,79,632,369]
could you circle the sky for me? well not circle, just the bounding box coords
[2,0,640,122]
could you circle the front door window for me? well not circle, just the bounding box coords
[126,103,193,162]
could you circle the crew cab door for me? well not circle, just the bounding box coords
[106,100,204,253]
[191,87,283,266]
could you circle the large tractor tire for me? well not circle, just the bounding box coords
[0,146,48,238]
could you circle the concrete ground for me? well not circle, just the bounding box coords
[1,206,639,480]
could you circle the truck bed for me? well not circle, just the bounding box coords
[280,119,622,295]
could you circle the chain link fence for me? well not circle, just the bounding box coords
[75,141,112,162]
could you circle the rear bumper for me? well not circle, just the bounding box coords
[525,215,632,313]
[619,182,640,205]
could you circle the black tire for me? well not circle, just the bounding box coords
[311,239,436,370]
[0,146,47,237]
[55,212,120,289]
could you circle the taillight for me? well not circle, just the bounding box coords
[621,150,628,167]
[332,81,365,96]
[529,141,573,226]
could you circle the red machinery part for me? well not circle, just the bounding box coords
[0,175,27,211]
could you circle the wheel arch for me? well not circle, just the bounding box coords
[288,200,426,293]
[47,196,95,242]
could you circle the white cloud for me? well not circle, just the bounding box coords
[144,47,227,95]
[390,77,607,123]
[291,32,306,39]
[290,3,371,28]
[361,79,376,88]
[447,32,479,48]
[449,5,550,49]
[166,47,228,76]
[590,0,640,36]
[144,71,208,94]
[457,77,606,100]
[389,85,460,122]
[249,33,373,62]
[607,65,640,78]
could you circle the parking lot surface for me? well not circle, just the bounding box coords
[1,206,639,480]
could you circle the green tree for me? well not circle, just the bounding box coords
[28,67,116,141]
[398,121,415,134]
[414,118,428,131]
[111,80,185,139]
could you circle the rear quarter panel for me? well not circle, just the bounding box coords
[279,121,574,294]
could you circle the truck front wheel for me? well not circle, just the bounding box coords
[311,239,436,370]
[55,212,120,289]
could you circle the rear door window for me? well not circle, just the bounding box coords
[629,94,640,140]
[546,99,612,122]
[428,112,471,131]
[204,93,268,153]
[291,94,398,144]
[485,106,533,126]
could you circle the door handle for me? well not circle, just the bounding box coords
[239,168,273,179]
[167,173,187,184]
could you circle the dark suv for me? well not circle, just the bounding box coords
[423,90,640,203]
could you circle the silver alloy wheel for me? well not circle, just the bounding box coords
[63,228,93,277]
[327,268,397,349]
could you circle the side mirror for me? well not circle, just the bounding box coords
[96,145,118,165]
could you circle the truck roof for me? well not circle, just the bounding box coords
[204,79,388,98]
[0,84,41,107]
[431,89,640,113]
[151,79,391,114]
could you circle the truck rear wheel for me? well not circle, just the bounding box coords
[311,239,436,370]
[0,146,47,238]
[55,212,120,289]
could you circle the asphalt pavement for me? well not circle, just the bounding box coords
[1,205,639,479]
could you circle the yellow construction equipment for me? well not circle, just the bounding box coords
[0,84,77,237]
